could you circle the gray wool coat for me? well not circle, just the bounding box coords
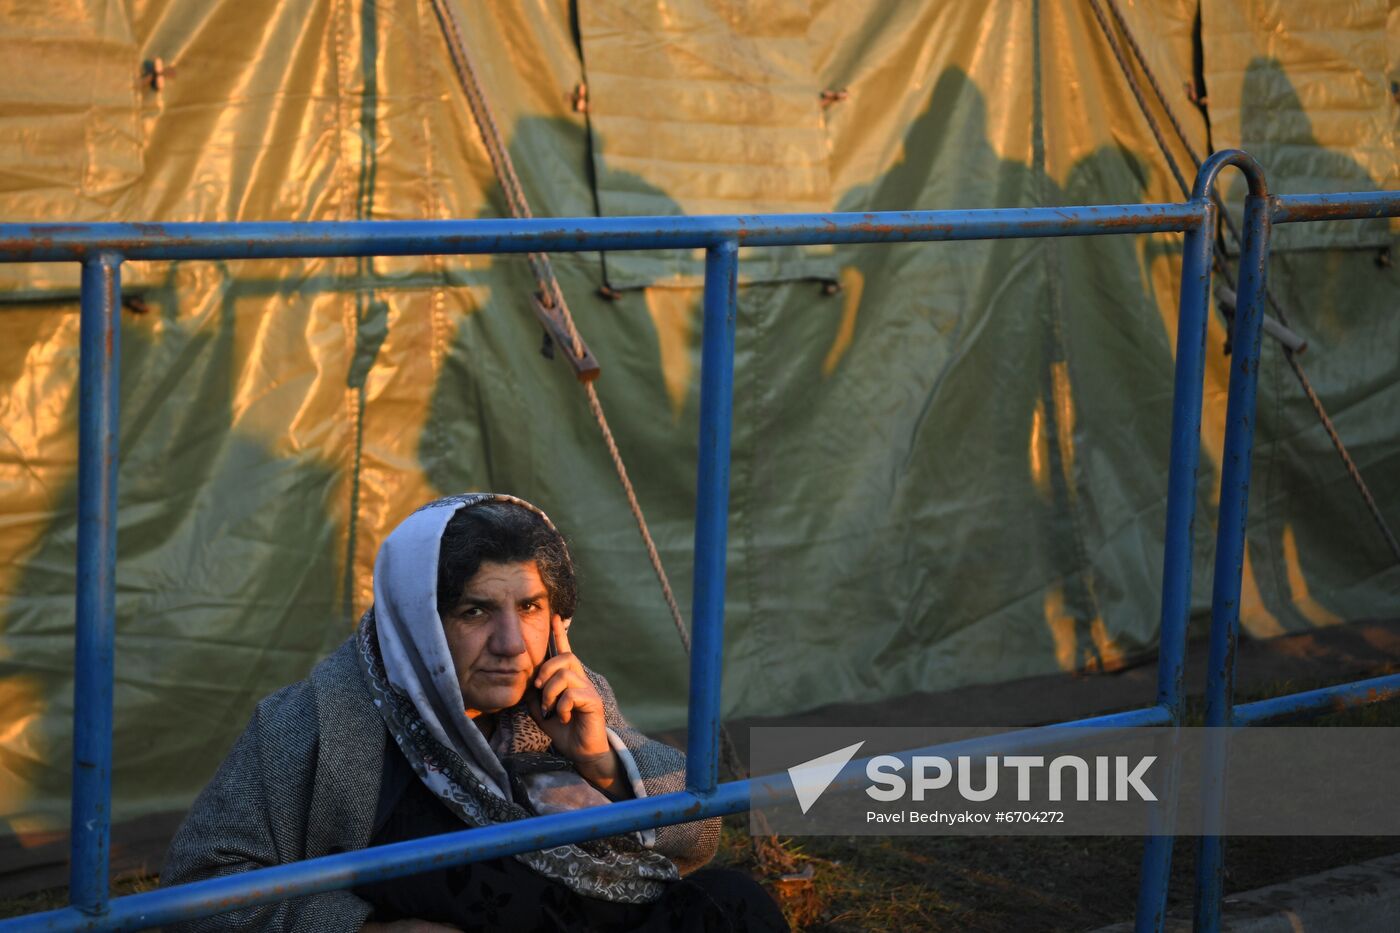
[160,637,721,932]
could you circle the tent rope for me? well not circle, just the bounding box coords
[1087,0,1400,565]
[426,0,758,788]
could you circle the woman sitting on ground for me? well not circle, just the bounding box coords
[162,493,787,932]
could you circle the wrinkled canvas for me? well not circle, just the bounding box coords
[0,0,1395,840]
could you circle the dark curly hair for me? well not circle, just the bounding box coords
[436,501,577,620]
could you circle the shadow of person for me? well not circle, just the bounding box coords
[1227,57,1400,637]
[0,263,344,856]
[1228,56,1388,251]
[823,68,1181,680]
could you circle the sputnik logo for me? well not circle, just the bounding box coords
[787,741,865,814]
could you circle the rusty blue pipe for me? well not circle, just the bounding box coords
[1133,199,1218,933]
[1271,190,1400,224]
[1193,154,1273,933]
[70,253,123,916]
[0,203,1205,264]
[686,241,739,794]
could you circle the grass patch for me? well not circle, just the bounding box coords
[0,873,157,921]
[717,820,1400,931]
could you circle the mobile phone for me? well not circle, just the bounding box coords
[540,629,558,719]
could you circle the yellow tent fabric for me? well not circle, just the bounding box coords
[0,0,1396,846]
[579,0,837,287]
[1202,0,1399,250]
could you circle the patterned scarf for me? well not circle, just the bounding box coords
[358,493,678,903]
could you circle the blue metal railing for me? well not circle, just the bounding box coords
[0,149,1397,932]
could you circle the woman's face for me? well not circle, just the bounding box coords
[441,559,553,716]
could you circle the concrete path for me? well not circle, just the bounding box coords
[1092,851,1400,932]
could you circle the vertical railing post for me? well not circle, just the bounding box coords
[1194,187,1273,932]
[686,240,739,794]
[1134,200,1217,933]
[71,252,122,915]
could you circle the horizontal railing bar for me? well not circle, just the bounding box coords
[1270,191,1400,224]
[0,702,1172,932]
[1231,672,1400,726]
[19,662,1394,927]
[754,704,1177,805]
[10,190,1399,266]
[0,785,755,933]
[0,203,1205,264]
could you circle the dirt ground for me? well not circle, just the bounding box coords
[706,626,1400,932]
[715,818,1400,931]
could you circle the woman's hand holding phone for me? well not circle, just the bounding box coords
[526,615,628,799]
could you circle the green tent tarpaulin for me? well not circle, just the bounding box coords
[0,0,1395,847]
